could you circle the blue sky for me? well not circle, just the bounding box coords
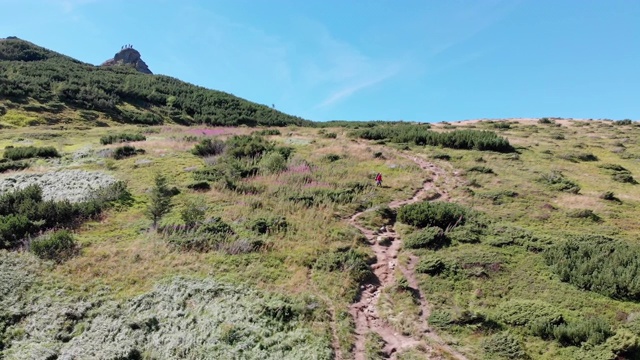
[1,0,639,122]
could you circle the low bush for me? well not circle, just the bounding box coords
[375,205,396,224]
[253,129,281,136]
[162,217,235,252]
[544,235,640,300]
[186,181,211,191]
[112,145,144,159]
[258,151,287,174]
[482,331,527,359]
[615,119,633,125]
[566,209,600,221]
[3,146,59,160]
[432,153,451,160]
[180,198,207,226]
[538,171,580,193]
[314,247,374,283]
[476,190,517,205]
[191,138,226,157]
[246,216,288,235]
[403,227,448,250]
[600,191,618,201]
[30,230,76,261]
[397,201,468,229]
[225,134,273,159]
[100,133,146,145]
[0,159,29,173]
[352,125,514,152]
[538,117,555,124]
[0,182,128,249]
[558,152,598,162]
[496,300,564,327]
[416,255,447,275]
[467,166,494,174]
[323,154,341,162]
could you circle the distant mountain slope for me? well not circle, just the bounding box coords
[0,38,312,127]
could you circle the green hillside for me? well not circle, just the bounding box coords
[3,38,640,360]
[0,37,312,128]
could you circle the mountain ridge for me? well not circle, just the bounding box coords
[0,37,312,128]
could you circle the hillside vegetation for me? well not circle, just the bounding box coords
[0,38,311,127]
[3,40,640,360]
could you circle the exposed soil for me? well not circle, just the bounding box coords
[347,152,468,360]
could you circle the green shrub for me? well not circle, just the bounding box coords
[0,183,127,249]
[225,135,273,159]
[352,126,514,152]
[482,331,527,359]
[258,151,287,174]
[492,122,511,129]
[186,181,211,191]
[432,153,451,160]
[314,247,374,283]
[0,159,29,173]
[566,208,600,221]
[163,217,235,252]
[496,300,564,327]
[538,171,580,193]
[477,190,517,205]
[322,132,337,139]
[100,133,146,145]
[545,235,640,300]
[246,216,288,235]
[615,119,633,125]
[323,154,341,162]
[550,318,613,346]
[416,255,447,275]
[558,152,598,162]
[30,230,76,261]
[112,145,144,159]
[538,117,554,124]
[600,191,618,201]
[375,205,396,224]
[180,198,207,226]
[191,138,226,157]
[397,201,468,229]
[428,310,453,328]
[613,172,637,184]
[403,227,448,250]
[467,166,494,174]
[253,129,281,136]
[3,146,59,160]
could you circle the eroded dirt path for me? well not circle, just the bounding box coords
[347,152,468,360]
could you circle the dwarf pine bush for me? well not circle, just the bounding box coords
[191,138,226,157]
[112,145,144,159]
[3,145,59,160]
[0,182,127,249]
[403,227,448,250]
[482,331,527,359]
[0,159,29,173]
[544,235,640,301]
[352,125,514,152]
[99,133,146,145]
[397,201,468,229]
[538,171,581,193]
[30,230,76,261]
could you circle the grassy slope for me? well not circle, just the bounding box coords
[382,119,640,359]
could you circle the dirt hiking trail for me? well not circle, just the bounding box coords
[347,152,468,360]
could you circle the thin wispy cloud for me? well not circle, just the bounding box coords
[299,20,406,109]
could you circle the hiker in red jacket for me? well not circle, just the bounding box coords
[375,173,382,187]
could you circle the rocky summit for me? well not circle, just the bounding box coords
[101,45,152,74]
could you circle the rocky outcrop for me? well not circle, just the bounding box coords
[101,46,152,74]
